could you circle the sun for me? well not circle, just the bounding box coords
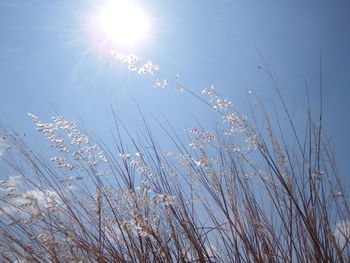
[95,0,151,47]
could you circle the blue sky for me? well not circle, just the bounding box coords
[1,0,350,184]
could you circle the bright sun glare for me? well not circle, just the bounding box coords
[96,0,151,47]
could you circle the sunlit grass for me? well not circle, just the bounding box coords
[0,53,349,262]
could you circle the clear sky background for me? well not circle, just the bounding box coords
[0,0,350,185]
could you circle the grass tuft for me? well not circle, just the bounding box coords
[0,53,349,262]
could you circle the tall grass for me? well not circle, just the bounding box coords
[0,53,349,262]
